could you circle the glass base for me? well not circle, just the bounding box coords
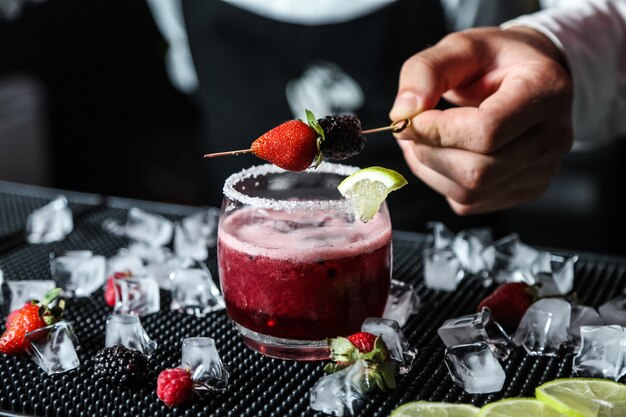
[236,324,330,361]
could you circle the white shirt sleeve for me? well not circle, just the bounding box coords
[502,0,626,149]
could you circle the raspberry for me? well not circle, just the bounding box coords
[318,115,366,160]
[157,368,194,407]
[93,346,149,387]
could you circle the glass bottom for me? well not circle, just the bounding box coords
[236,324,330,361]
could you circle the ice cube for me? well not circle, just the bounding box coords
[26,195,73,244]
[107,252,146,277]
[513,298,571,356]
[170,267,225,317]
[145,256,191,290]
[361,317,416,374]
[481,234,539,284]
[126,208,174,247]
[382,280,420,327]
[113,276,160,316]
[452,228,492,274]
[422,247,464,291]
[24,321,80,375]
[126,242,171,264]
[50,250,106,297]
[105,314,157,356]
[181,208,219,247]
[438,308,513,361]
[426,221,454,249]
[181,337,229,392]
[174,222,208,261]
[569,305,604,340]
[5,280,55,314]
[533,254,577,297]
[598,295,626,327]
[573,325,626,381]
[445,342,506,394]
[310,360,368,416]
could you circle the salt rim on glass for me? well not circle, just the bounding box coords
[222,162,360,212]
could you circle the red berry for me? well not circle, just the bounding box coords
[105,271,132,307]
[0,304,47,355]
[477,282,535,332]
[157,368,194,407]
[347,331,377,353]
[251,120,319,171]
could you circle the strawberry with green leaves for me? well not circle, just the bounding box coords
[325,331,396,392]
[0,288,64,355]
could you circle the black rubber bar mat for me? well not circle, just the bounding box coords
[0,205,625,417]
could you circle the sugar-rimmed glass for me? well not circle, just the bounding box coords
[217,163,392,360]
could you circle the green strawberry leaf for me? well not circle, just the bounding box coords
[42,288,62,307]
[323,363,348,374]
[306,109,325,142]
[328,337,359,364]
[359,336,389,362]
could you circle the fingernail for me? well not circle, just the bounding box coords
[391,91,420,119]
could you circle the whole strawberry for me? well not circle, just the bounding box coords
[104,271,132,307]
[477,282,537,332]
[157,368,194,407]
[0,288,64,355]
[251,119,319,171]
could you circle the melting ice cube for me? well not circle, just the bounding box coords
[26,195,73,244]
[383,280,420,327]
[573,325,626,381]
[598,295,626,327]
[310,360,368,417]
[444,341,506,394]
[174,222,208,261]
[361,317,416,374]
[126,208,174,247]
[481,234,539,284]
[181,208,219,247]
[5,280,55,314]
[181,337,229,392]
[113,276,160,316]
[170,267,225,317]
[105,314,157,356]
[569,305,604,340]
[422,247,463,291]
[24,321,80,375]
[145,255,191,290]
[513,298,571,356]
[533,254,577,297]
[126,242,171,264]
[426,222,454,249]
[50,250,106,297]
[107,252,147,277]
[452,228,492,274]
[438,308,513,361]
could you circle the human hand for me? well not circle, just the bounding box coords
[390,27,574,215]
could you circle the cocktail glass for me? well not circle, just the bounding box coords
[218,163,392,360]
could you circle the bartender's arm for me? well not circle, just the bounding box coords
[393,0,626,215]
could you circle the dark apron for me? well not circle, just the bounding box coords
[183,0,453,230]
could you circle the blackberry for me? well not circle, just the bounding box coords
[318,115,366,160]
[93,345,149,387]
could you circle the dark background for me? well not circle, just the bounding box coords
[1,1,624,256]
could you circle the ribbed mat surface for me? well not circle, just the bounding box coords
[0,198,625,417]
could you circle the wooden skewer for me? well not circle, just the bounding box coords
[203,118,411,159]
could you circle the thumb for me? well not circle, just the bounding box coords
[390,32,489,121]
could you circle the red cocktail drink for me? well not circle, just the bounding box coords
[217,163,392,360]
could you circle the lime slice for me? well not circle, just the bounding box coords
[478,398,565,417]
[337,166,407,222]
[536,378,626,417]
[391,401,479,417]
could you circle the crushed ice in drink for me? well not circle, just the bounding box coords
[170,267,225,317]
[422,247,463,291]
[383,280,420,327]
[481,234,538,284]
[50,250,106,297]
[107,252,146,277]
[444,341,506,394]
[26,195,73,244]
[174,222,208,261]
[105,314,157,356]
[113,276,160,316]
[310,360,367,416]
[573,325,626,381]
[181,337,229,392]
[532,254,577,297]
[5,280,55,314]
[513,298,571,356]
[438,308,513,361]
[598,295,626,327]
[452,229,493,274]
[569,305,604,340]
[24,321,80,375]
[361,317,416,374]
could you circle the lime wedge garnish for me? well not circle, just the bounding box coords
[391,401,479,417]
[478,398,565,417]
[535,378,626,417]
[337,166,407,222]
